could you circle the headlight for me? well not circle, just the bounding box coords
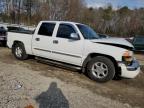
[122,51,133,65]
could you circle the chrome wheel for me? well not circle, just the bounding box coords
[15,47,23,58]
[91,62,108,79]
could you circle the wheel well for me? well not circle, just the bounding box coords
[13,41,23,46]
[82,53,120,75]
[12,41,24,53]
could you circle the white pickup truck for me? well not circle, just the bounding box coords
[7,21,140,82]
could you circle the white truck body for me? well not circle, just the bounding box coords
[7,21,140,82]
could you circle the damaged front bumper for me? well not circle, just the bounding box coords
[118,60,140,78]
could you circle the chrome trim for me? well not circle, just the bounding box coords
[34,48,82,58]
[34,48,51,53]
[52,51,82,58]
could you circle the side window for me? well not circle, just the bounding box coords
[56,24,76,39]
[38,23,55,36]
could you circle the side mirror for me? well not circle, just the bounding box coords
[70,33,79,40]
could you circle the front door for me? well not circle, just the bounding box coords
[51,23,83,66]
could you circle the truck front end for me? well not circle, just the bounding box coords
[89,37,141,79]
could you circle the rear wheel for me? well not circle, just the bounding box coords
[87,56,115,83]
[12,43,28,60]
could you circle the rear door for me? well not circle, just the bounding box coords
[32,22,56,58]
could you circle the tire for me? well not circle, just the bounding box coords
[12,43,28,60]
[87,56,115,83]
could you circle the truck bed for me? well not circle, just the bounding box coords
[7,32,33,55]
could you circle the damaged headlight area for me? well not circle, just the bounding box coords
[122,51,134,65]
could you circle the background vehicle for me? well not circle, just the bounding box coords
[125,37,134,43]
[7,21,140,83]
[7,26,34,34]
[133,36,144,52]
[0,26,7,46]
[98,33,110,39]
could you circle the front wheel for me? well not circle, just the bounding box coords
[87,56,115,83]
[12,43,28,60]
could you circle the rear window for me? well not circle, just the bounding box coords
[38,23,56,36]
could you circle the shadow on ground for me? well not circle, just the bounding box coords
[35,82,69,108]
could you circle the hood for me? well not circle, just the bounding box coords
[91,38,134,50]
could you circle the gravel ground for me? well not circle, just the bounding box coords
[0,47,144,108]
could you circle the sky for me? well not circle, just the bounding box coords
[85,0,144,9]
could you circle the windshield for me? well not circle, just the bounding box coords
[77,24,99,39]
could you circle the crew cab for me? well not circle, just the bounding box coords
[7,21,140,82]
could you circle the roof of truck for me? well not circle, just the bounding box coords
[40,21,82,25]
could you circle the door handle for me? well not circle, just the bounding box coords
[35,38,40,41]
[53,40,58,44]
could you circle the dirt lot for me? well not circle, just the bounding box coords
[0,47,144,108]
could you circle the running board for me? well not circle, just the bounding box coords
[35,57,81,70]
